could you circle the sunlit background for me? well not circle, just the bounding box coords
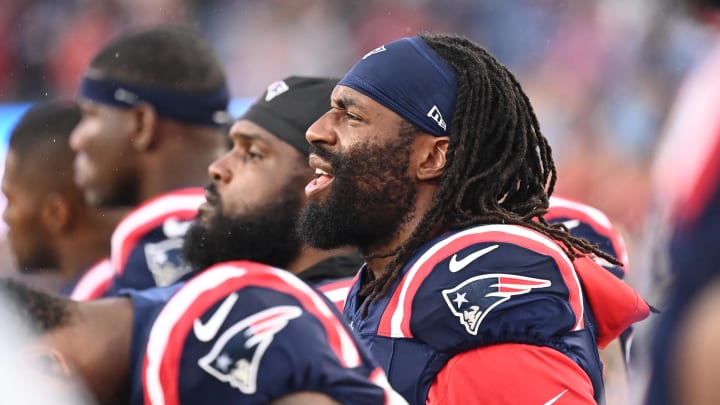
[0,0,716,401]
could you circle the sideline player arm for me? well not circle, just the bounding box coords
[427,343,597,404]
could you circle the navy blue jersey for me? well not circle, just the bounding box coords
[126,261,404,405]
[547,195,635,362]
[345,224,649,404]
[104,188,204,296]
[547,195,629,279]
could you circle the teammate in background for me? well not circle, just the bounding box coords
[69,25,230,296]
[184,76,361,309]
[0,265,403,405]
[2,100,126,299]
[646,1,720,403]
[298,32,650,404]
[0,76,407,404]
[547,195,634,405]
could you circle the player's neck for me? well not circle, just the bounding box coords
[287,245,356,275]
[58,209,127,283]
[363,187,439,280]
[50,298,132,404]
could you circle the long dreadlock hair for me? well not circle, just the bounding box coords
[360,32,620,306]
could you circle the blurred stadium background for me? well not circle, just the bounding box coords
[0,1,716,392]
[3,0,712,287]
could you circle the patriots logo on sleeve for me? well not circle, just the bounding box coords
[197,305,302,394]
[442,274,551,335]
[144,238,191,287]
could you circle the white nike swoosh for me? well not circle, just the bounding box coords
[561,219,580,230]
[193,292,239,342]
[544,389,568,405]
[448,245,500,272]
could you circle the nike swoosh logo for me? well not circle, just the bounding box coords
[448,245,500,272]
[544,389,568,405]
[193,292,239,342]
[561,219,580,230]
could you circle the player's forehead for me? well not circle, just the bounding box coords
[331,85,405,123]
[229,119,277,146]
[76,98,124,116]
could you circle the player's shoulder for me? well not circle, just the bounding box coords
[142,261,393,404]
[109,187,205,288]
[113,187,205,242]
[547,195,628,275]
[377,224,584,351]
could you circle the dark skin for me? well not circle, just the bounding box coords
[37,298,341,405]
[69,70,228,208]
[204,119,356,274]
[2,146,126,283]
[305,85,448,278]
[30,118,357,403]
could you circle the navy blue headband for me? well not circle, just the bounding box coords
[338,36,457,136]
[79,77,231,127]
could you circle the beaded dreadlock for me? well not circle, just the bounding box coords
[359,32,620,305]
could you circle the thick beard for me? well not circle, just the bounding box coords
[182,179,306,273]
[297,135,417,253]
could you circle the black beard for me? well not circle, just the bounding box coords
[297,135,417,253]
[183,180,306,272]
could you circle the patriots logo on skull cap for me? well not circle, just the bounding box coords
[265,80,290,102]
[198,305,302,394]
[442,274,551,335]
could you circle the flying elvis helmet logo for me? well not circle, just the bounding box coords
[265,80,290,102]
[442,274,551,335]
[197,305,302,394]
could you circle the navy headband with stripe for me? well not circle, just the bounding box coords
[338,36,457,137]
[79,77,231,127]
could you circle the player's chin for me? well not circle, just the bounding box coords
[197,203,218,224]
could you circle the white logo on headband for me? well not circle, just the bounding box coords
[114,88,138,104]
[265,80,289,102]
[427,105,447,131]
[362,45,387,60]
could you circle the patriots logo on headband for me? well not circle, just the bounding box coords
[442,274,551,335]
[265,80,290,102]
[198,305,302,394]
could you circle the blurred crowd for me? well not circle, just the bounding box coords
[1,0,717,296]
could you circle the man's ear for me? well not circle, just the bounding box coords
[41,192,72,235]
[130,102,157,151]
[416,135,449,181]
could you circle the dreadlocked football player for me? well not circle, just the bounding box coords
[298,32,651,404]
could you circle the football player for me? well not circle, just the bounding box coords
[298,32,651,404]
[69,26,230,295]
[2,100,125,299]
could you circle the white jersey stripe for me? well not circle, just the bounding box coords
[145,266,247,405]
[111,192,204,272]
[68,258,113,300]
[274,271,361,368]
[549,196,613,229]
[390,224,584,337]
